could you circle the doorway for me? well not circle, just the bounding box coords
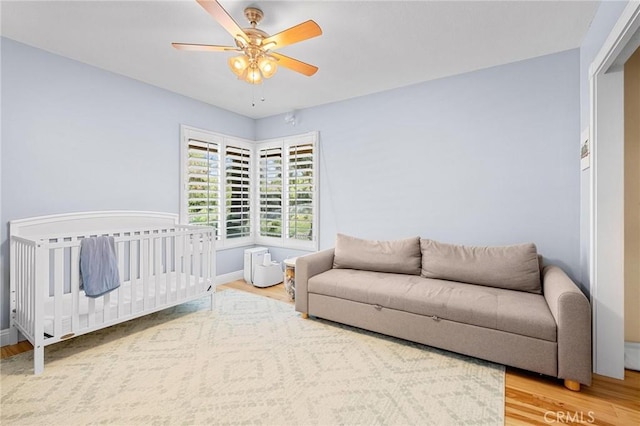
[624,47,640,371]
[591,3,640,379]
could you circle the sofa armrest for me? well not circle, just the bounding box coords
[295,249,335,314]
[543,265,592,386]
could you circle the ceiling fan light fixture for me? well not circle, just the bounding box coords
[245,66,263,85]
[258,56,278,78]
[228,55,249,77]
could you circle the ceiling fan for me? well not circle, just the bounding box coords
[172,0,322,85]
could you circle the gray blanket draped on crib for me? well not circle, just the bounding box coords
[79,236,120,298]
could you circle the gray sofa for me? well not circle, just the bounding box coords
[295,234,592,390]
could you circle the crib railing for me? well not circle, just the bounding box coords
[11,235,38,345]
[10,224,215,366]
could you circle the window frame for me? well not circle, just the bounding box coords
[180,125,318,251]
[223,141,253,244]
[180,125,255,249]
[256,139,285,244]
[255,132,319,251]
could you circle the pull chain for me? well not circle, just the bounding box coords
[252,83,256,107]
[251,81,266,107]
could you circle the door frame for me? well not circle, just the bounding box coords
[590,1,640,379]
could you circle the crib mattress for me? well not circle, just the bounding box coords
[42,274,206,337]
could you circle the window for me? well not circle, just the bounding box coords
[180,126,253,248]
[258,145,283,238]
[256,133,318,250]
[286,140,315,242]
[225,144,251,240]
[181,126,318,251]
[184,133,221,233]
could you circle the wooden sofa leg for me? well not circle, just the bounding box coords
[564,379,581,391]
[301,313,309,319]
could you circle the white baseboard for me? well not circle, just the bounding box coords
[0,328,13,347]
[216,270,244,285]
[625,341,640,371]
[0,327,23,348]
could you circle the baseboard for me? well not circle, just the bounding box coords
[625,341,640,371]
[216,270,244,285]
[0,328,13,347]
[0,327,24,348]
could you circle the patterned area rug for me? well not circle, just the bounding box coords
[1,289,504,425]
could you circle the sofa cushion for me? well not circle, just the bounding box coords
[308,269,556,342]
[333,234,421,275]
[420,239,541,294]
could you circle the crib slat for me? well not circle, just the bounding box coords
[212,233,217,282]
[70,245,80,333]
[202,232,209,290]
[207,233,214,286]
[117,241,125,318]
[88,296,96,327]
[163,235,170,303]
[193,235,201,295]
[202,232,210,290]
[167,235,178,302]
[102,292,110,323]
[28,244,35,336]
[16,242,23,332]
[176,232,183,301]
[184,232,192,296]
[54,248,64,337]
[34,244,48,373]
[16,242,23,331]
[142,237,150,311]
[153,236,161,308]
[20,243,27,334]
[193,234,200,294]
[130,239,138,314]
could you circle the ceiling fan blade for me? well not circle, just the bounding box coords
[262,20,322,50]
[270,52,318,77]
[172,43,238,52]
[196,0,249,44]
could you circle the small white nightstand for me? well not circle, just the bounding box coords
[283,257,298,300]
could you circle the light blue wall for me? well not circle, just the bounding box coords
[1,39,587,331]
[0,38,255,329]
[578,1,629,296]
[258,50,582,285]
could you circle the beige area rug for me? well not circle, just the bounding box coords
[1,289,504,425]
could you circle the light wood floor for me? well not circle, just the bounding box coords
[3,280,638,425]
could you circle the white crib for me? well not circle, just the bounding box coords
[9,211,216,374]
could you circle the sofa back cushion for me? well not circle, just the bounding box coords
[333,234,421,275]
[420,239,541,294]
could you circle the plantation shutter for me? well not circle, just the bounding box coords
[186,139,220,237]
[258,146,283,238]
[182,126,317,250]
[286,141,315,242]
[225,144,251,239]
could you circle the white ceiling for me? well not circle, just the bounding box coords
[1,0,600,119]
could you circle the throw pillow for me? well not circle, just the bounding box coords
[333,234,421,275]
[420,239,541,294]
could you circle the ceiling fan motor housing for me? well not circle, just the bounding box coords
[236,27,269,49]
[244,7,263,26]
